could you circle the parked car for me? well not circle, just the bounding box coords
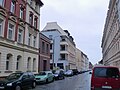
[78,70,89,74]
[91,66,120,90]
[35,71,54,84]
[53,70,65,80]
[64,70,73,76]
[0,72,36,90]
[78,70,86,74]
[71,69,79,75]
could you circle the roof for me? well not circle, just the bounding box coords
[93,65,119,69]
[35,0,44,7]
[42,22,67,36]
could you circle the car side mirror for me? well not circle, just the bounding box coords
[22,77,26,80]
[22,76,27,80]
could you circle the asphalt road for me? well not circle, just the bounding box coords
[31,71,91,90]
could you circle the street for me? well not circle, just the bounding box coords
[31,71,91,90]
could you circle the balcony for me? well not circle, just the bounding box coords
[60,41,68,45]
[60,51,69,54]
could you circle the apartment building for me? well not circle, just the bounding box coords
[89,62,93,70]
[81,52,89,71]
[101,0,120,69]
[25,0,43,72]
[76,48,89,71]
[0,0,43,77]
[42,22,76,70]
[39,33,50,72]
[76,48,82,71]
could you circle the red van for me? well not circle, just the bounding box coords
[91,66,120,90]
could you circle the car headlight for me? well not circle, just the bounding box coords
[7,83,12,86]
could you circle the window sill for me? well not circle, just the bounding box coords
[4,71,13,73]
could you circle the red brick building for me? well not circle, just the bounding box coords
[39,33,50,72]
[0,0,26,40]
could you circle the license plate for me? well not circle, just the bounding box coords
[0,86,4,89]
[102,86,112,89]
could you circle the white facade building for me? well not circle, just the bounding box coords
[42,22,76,70]
[101,0,120,69]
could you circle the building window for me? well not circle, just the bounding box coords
[60,54,65,60]
[50,53,52,59]
[29,13,33,25]
[16,58,19,70]
[0,53,1,68]
[61,37,66,41]
[60,45,66,51]
[0,18,4,36]
[46,44,49,54]
[20,8,24,19]
[16,55,21,70]
[30,0,32,6]
[34,17,37,28]
[35,2,38,10]
[6,60,9,70]
[50,44,52,50]
[6,54,12,70]
[33,36,36,47]
[42,42,45,53]
[8,23,14,40]
[27,57,31,71]
[0,0,4,6]
[57,63,64,69]
[33,58,36,71]
[18,28,23,43]
[10,1,15,13]
[28,33,31,45]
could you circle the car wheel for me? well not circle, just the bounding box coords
[15,85,21,90]
[60,77,62,79]
[52,77,54,82]
[32,81,36,88]
[46,79,48,84]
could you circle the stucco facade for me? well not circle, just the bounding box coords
[101,0,120,69]
[76,48,89,71]
[0,0,43,77]
[42,22,76,70]
[76,48,82,71]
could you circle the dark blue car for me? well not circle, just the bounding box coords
[0,72,36,90]
[53,70,65,80]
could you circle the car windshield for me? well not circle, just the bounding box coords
[94,67,119,78]
[6,73,23,80]
[39,72,46,75]
[67,70,72,72]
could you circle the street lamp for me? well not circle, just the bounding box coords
[52,36,60,70]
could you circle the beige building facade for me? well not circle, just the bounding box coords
[76,48,89,71]
[101,0,120,69]
[0,0,43,77]
[76,48,82,71]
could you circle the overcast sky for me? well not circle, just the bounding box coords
[40,0,109,65]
